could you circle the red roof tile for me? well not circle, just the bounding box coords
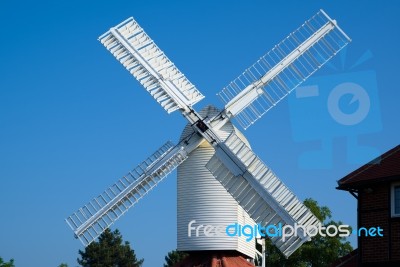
[173,251,255,267]
[337,145,400,189]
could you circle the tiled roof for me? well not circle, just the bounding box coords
[330,249,358,267]
[337,145,400,190]
[173,251,255,267]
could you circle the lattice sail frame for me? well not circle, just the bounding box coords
[208,133,320,257]
[219,10,351,129]
[66,141,188,245]
[99,17,204,113]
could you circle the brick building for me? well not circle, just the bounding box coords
[336,145,400,266]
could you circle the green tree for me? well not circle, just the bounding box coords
[58,264,68,267]
[262,198,353,267]
[77,228,143,267]
[163,250,188,267]
[0,257,15,267]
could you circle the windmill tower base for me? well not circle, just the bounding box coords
[173,250,255,267]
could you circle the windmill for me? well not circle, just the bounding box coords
[66,9,350,260]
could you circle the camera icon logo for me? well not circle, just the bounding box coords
[289,70,382,169]
[328,82,370,126]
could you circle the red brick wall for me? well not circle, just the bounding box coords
[358,183,400,263]
[391,220,400,260]
[359,184,389,263]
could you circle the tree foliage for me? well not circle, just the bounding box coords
[262,198,353,267]
[77,228,143,267]
[163,250,188,267]
[0,257,14,267]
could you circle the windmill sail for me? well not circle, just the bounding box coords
[206,133,320,257]
[218,10,351,129]
[66,141,188,246]
[99,17,204,113]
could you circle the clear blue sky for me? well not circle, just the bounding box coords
[0,1,399,266]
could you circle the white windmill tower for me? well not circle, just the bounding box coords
[66,9,350,264]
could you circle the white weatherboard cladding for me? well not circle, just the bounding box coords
[177,106,256,258]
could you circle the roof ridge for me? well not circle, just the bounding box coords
[338,145,400,185]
